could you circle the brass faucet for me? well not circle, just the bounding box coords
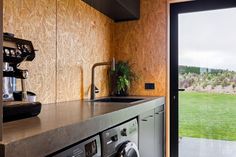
[91,58,115,100]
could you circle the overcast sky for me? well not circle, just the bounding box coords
[179,7,236,71]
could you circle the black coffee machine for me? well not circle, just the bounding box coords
[2,33,41,122]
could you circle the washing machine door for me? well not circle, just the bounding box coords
[117,141,140,157]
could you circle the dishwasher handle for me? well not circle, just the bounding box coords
[141,114,154,121]
[155,110,164,115]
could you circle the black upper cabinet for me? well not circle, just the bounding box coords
[82,0,140,22]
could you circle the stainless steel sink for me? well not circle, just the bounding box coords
[92,97,144,103]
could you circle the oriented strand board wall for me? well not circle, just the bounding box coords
[114,0,167,97]
[113,1,168,156]
[3,0,57,104]
[57,0,113,102]
[3,0,114,103]
[3,0,167,102]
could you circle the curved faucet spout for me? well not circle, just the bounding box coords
[90,58,115,100]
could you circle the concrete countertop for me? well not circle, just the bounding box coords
[0,96,165,157]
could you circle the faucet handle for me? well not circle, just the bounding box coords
[95,86,99,93]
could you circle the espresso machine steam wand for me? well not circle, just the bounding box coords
[21,70,28,101]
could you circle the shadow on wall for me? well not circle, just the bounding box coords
[80,66,84,99]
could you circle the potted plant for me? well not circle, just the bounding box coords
[110,60,136,96]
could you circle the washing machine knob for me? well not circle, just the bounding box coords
[121,128,127,136]
[111,135,118,142]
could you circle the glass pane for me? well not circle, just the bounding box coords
[178,8,236,157]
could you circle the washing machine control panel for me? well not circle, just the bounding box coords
[48,135,101,157]
[101,119,138,157]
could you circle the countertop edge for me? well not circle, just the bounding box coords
[1,96,165,157]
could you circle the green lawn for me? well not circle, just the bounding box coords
[179,92,236,141]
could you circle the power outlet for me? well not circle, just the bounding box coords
[145,83,155,90]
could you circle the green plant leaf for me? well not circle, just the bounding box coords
[109,60,137,94]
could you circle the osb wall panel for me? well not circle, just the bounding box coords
[114,1,168,156]
[114,0,167,97]
[3,0,57,104]
[57,0,114,102]
[3,0,113,103]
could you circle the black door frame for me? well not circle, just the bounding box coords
[170,1,236,157]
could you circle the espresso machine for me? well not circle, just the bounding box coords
[2,33,41,122]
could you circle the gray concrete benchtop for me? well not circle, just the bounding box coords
[0,96,165,157]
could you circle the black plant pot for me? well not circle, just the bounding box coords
[115,88,129,97]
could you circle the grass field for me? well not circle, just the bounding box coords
[179,92,236,141]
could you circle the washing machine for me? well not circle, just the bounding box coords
[48,135,101,157]
[101,119,140,157]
